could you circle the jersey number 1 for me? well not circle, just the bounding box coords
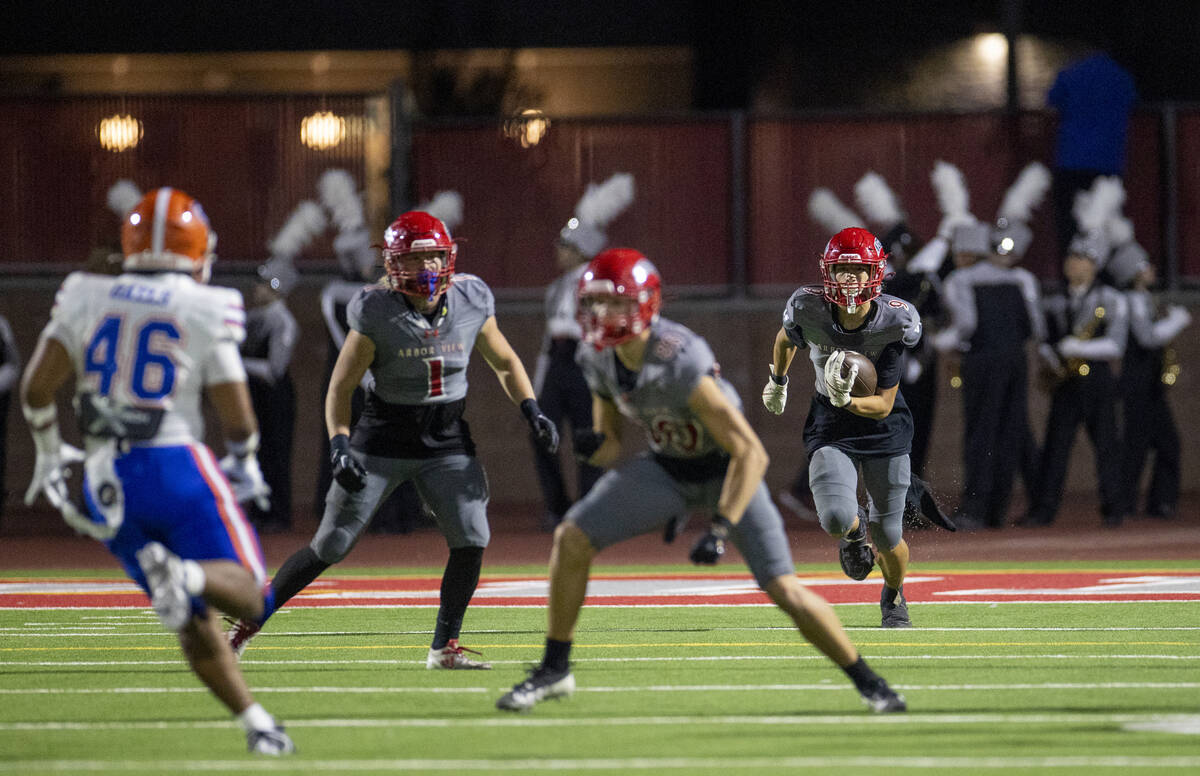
[84,316,181,400]
[424,356,444,398]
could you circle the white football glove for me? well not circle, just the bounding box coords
[823,350,856,408]
[24,442,86,508]
[761,366,788,415]
[220,453,272,512]
[220,433,272,511]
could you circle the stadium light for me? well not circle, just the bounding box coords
[503,108,550,148]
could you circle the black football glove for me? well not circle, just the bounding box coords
[689,514,733,565]
[521,399,560,454]
[572,428,606,463]
[330,434,367,492]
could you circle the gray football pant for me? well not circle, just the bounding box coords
[565,453,796,588]
[808,446,910,550]
[312,452,490,564]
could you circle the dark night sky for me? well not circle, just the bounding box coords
[4,1,1198,106]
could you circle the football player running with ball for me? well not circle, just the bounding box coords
[228,210,558,669]
[497,248,905,713]
[762,227,923,628]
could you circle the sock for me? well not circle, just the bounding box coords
[237,702,276,733]
[257,586,277,626]
[842,656,883,693]
[543,638,572,672]
[269,547,331,616]
[882,585,902,605]
[849,508,868,541]
[431,547,484,649]
[180,560,206,596]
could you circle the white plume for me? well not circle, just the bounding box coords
[854,172,904,227]
[997,162,1052,223]
[575,172,635,227]
[318,169,366,234]
[807,188,864,234]
[930,160,970,217]
[1072,176,1125,234]
[1105,215,1134,246]
[106,179,143,217]
[418,190,464,231]
[268,200,327,258]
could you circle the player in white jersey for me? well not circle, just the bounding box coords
[20,188,293,755]
[227,210,559,669]
[497,248,905,714]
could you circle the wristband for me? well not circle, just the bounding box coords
[225,431,261,459]
[519,398,541,422]
[769,372,788,386]
[711,513,734,538]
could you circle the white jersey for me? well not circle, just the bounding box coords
[41,271,247,448]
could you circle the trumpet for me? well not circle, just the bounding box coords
[1063,306,1106,378]
[1038,305,1106,391]
[1162,346,1180,386]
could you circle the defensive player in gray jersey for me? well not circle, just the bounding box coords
[228,211,559,668]
[497,248,906,714]
[762,227,922,629]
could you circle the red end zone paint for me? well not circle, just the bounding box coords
[1,571,1198,608]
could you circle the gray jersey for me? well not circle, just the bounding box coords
[347,273,494,404]
[783,286,922,397]
[576,318,738,462]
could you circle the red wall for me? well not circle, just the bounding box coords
[409,119,732,290]
[0,98,1191,282]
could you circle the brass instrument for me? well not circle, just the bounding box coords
[1063,306,1106,378]
[1162,347,1180,386]
[1039,305,1106,390]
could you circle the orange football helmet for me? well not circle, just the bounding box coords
[121,188,216,280]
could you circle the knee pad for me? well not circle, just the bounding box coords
[819,502,860,537]
[312,525,358,565]
[868,518,902,551]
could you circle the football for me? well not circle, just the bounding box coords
[841,350,878,396]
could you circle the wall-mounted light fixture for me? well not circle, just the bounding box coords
[503,108,550,148]
[97,113,144,152]
[300,110,346,150]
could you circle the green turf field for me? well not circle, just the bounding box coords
[1,563,1198,775]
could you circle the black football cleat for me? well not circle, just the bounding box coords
[859,679,907,713]
[496,665,576,711]
[838,510,876,581]
[880,587,912,629]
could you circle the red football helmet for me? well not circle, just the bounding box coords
[121,188,217,281]
[576,248,662,348]
[819,227,888,312]
[381,210,458,299]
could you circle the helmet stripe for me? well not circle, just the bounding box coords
[151,187,174,257]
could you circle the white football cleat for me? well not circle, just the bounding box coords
[136,542,191,631]
[247,725,296,755]
[426,638,492,669]
[496,665,576,711]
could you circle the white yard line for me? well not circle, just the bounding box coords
[0,681,1197,696]
[3,653,1198,668]
[1,755,1200,772]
